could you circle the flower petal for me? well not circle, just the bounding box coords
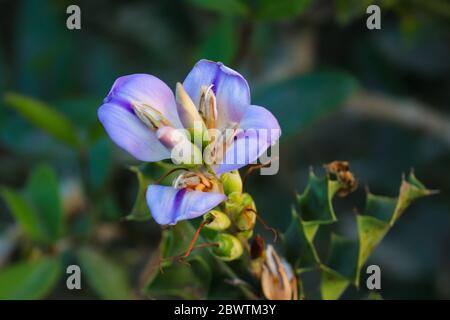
[146,185,227,225]
[215,105,281,174]
[239,105,281,144]
[183,59,250,129]
[98,103,170,161]
[105,74,182,128]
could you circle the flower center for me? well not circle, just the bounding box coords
[173,171,222,193]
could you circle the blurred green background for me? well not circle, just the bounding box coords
[0,0,449,299]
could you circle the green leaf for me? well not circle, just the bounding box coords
[320,265,350,300]
[4,92,79,147]
[356,215,389,272]
[282,209,320,271]
[25,164,64,242]
[77,248,133,300]
[146,255,212,299]
[1,187,48,244]
[335,0,373,24]
[326,234,359,281]
[296,169,342,225]
[88,137,113,192]
[126,162,180,221]
[145,221,212,299]
[390,171,437,224]
[187,0,249,16]
[256,0,312,21]
[319,171,435,299]
[0,257,62,299]
[126,166,153,221]
[199,17,237,65]
[254,72,359,138]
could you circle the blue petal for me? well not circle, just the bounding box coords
[215,105,281,174]
[183,59,250,129]
[98,103,171,161]
[104,74,182,128]
[146,185,227,225]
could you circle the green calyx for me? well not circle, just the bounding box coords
[225,192,257,231]
[220,170,243,195]
[204,210,231,231]
[212,233,244,261]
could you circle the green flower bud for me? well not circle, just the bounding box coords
[236,229,254,241]
[225,192,256,232]
[212,233,243,261]
[204,210,231,231]
[220,170,243,195]
[235,208,256,231]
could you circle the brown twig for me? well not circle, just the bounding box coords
[248,208,278,242]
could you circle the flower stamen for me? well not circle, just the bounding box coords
[132,102,172,130]
[199,85,218,129]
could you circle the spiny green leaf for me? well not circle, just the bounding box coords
[282,209,320,271]
[319,171,435,299]
[1,187,48,244]
[326,234,359,281]
[4,92,79,147]
[365,193,397,223]
[356,215,389,271]
[320,265,349,300]
[390,171,437,224]
[0,257,62,299]
[296,169,341,224]
[25,164,64,242]
[254,72,359,138]
[77,247,133,300]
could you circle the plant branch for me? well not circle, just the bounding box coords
[345,90,450,147]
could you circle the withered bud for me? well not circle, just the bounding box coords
[261,245,298,300]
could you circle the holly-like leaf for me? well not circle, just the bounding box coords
[320,265,350,301]
[320,171,435,299]
[296,169,342,224]
[0,257,62,299]
[282,209,320,271]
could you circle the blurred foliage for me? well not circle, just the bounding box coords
[0,0,449,299]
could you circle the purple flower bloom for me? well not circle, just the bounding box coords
[98,60,281,225]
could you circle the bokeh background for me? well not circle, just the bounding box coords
[0,0,449,299]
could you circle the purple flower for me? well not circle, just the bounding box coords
[98,60,280,225]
